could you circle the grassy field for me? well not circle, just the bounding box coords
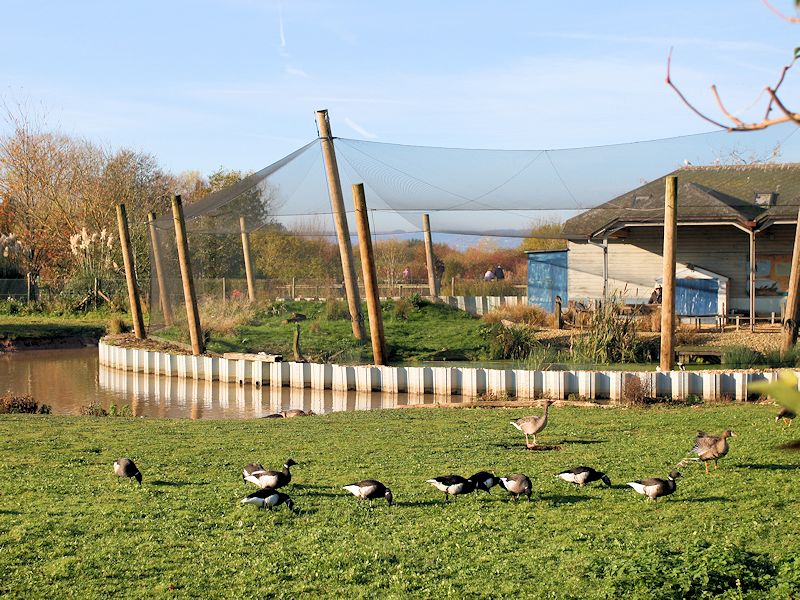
[1,404,799,598]
[0,311,114,343]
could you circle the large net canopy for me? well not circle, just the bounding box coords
[148,119,800,339]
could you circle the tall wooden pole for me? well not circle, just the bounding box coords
[750,229,757,332]
[116,203,146,339]
[239,215,256,302]
[353,183,387,365]
[171,195,204,355]
[422,213,438,299]
[147,211,174,327]
[781,207,800,355]
[316,109,365,341]
[659,176,677,372]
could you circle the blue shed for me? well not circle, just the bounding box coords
[526,250,568,312]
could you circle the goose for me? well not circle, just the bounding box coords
[469,471,500,492]
[240,487,297,512]
[510,400,552,448]
[499,473,532,501]
[249,458,297,489]
[113,458,142,485]
[776,406,796,426]
[282,409,313,418]
[343,480,393,506]
[627,471,681,501]
[426,475,487,501]
[691,430,735,473]
[557,466,611,488]
[242,463,267,486]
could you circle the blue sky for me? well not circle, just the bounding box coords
[3,1,800,175]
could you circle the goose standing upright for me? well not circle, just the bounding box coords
[242,463,266,485]
[691,430,735,473]
[627,471,681,501]
[113,458,142,485]
[510,400,553,448]
[343,480,394,506]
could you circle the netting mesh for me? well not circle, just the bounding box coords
[147,121,800,341]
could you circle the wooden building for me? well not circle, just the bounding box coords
[560,163,800,319]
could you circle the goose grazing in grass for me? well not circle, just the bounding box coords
[499,474,532,501]
[510,400,552,448]
[113,458,142,485]
[343,480,393,506]
[776,406,796,427]
[250,459,297,489]
[282,409,313,418]
[627,471,681,501]
[240,487,297,513]
[426,475,487,501]
[469,471,500,492]
[557,466,611,488]
[690,430,735,474]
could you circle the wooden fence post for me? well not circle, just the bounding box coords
[116,203,146,339]
[660,176,677,371]
[353,183,387,365]
[171,195,204,355]
[147,212,174,327]
[422,213,438,300]
[239,215,256,302]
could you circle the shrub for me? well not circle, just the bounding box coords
[80,403,108,417]
[323,299,350,321]
[764,346,800,368]
[108,403,132,417]
[573,297,656,364]
[621,374,652,406]
[722,345,764,369]
[481,323,537,360]
[675,324,703,347]
[392,298,413,320]
[409,292,425,309]
[0,393,49,414]
[200,299,257,336]
[108,316,130,335]
[483,303,552,328]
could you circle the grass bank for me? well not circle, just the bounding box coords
[1,404,798,598]
[0,313,109,345]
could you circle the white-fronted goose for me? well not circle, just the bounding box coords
[250,458,297,489]
[282,409,313,418]
[557,466,611,488]
[343,480,393,506]
[469,471,500,492]
[113,458,142,485]
[510,400,552,447]
[777,406,796,426]
[499,473,532,501]
[627,471,681,501]
[426,475,487,501]
[691,430,735,473]
[240,487,297,512]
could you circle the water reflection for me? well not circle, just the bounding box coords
[0,348,449,419]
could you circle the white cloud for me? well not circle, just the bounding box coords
[285,66,309,78]
[344,117,377,139]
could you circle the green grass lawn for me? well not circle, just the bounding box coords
[164,300,488,363]
[0,313,109,342]
[1,404,799,598]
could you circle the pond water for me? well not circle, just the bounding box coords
[0,348,455,419]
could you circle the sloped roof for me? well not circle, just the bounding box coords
[562,163,800,239]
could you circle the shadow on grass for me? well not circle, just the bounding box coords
[553,439,606,445]
[0,509,21,515]
[538,494,595,506]
[150,480,211,487]
[739,463,800,471]
[526,445,562,452]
